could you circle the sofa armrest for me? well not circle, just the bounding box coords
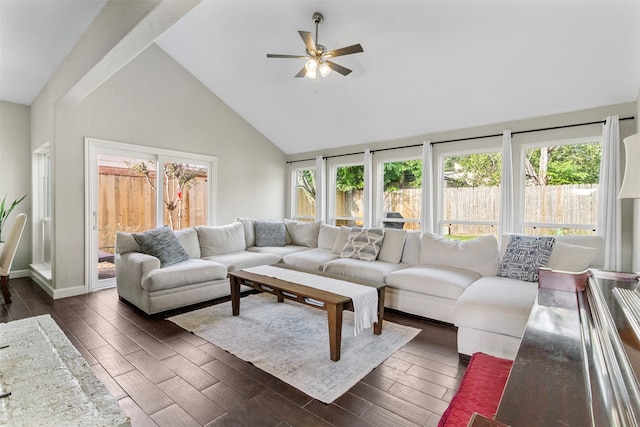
[116,252,161,305]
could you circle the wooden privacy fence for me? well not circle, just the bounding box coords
[298,184,598,234]
[98,166,207,251]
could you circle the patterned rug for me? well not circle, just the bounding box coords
[168,293,420,403]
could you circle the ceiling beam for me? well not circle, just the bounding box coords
[59,0,201,105]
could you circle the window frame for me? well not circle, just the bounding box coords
[373,147,423,230]
[289,161,317,222]
[434,138,502,238]
[327,154,365,226]
[516,134,601,234]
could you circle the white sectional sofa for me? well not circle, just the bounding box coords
[115,218,604,359]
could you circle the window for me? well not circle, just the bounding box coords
[330,161,364,227]
[375,154,422,231]
[522,138,600,235]
[291,167,316,222]
[33,144,51,268]
[440,151,502,238]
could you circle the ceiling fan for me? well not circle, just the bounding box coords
[266,11,364,79]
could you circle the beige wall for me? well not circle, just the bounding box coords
[47,45,286,293]
[0,101,31,272]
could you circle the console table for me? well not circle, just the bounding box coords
[476,269,640,426]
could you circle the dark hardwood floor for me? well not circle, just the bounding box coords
[1,277,467,427]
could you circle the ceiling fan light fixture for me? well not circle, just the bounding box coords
[304,59,318,79]
[319,61,331,77]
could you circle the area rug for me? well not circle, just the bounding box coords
[168,293,420,403]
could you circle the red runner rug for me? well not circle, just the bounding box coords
[438,352,513,427]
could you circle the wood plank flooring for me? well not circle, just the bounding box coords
[1,278,467,427]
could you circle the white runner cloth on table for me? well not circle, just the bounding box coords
[243,265,379,335]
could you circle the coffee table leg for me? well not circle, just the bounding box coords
[374,287,385,335]
[327,303,343,362]
[230,276,240,316]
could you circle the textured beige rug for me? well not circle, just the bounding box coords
[168,293,420,403]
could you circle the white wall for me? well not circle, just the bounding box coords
[0,101,31,272]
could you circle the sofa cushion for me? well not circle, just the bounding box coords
[140,259,227,292]
[202,251,281,272]
[318,224,339,250]
[235,218,255,247]
[115,232,140,254]
[132,226,190,267]
[378,229,406,264]
[254,221,286,247]
[283,248,340,271]
[331,226,351,254]
[323,258,407,282]
[197,223,246,256]
[497,235,555,282]
[385,265,480,300]
[546,241,598,272]
[340,228,385,262]
[284,219,321,247]
[420,233,499,277]
[247,245,309,257]
[454,276,538,338]
[400,231,421,265]
[174,227,201,259]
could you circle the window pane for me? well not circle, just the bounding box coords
[99,155,157,279]
[335,165,364,226]
[162,161,208,230]
[382,160,421,230]
[294,169,316,221]
[524,142,600,235]
[442,152,501,238]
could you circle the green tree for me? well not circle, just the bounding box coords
[383,160,422,191]
[526,143,601,185]
[445,153,502,187]
[336,165,364,191]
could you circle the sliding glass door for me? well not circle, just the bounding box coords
[86,138,215,292]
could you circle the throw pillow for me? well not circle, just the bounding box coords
[340,228,385,262]
[254,221,287,247]
[419,232,499,277]
[497,235,555,282]
[115,232,140,254]
[546,241,598,272]
[284,219,321,247]
[132,226,189,267]
[377,229,407,264]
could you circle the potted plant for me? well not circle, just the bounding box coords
[0,194,27,243]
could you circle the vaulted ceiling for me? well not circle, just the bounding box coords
[2,0,639,155]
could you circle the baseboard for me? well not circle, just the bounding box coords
[52,285,87,299]
[28,266,88,300]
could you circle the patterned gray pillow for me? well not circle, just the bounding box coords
[254,221,286,247]
[132,226,190,267]
[340,228,385,262]
[497,235,555,282]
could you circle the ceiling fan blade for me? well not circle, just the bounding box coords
[266,54,306,59]
[295,67,307,78]
[324,43,363,58]
[326,61,352,76]
[298,31,316,54]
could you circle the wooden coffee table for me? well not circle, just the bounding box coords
[228,265,386,362]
